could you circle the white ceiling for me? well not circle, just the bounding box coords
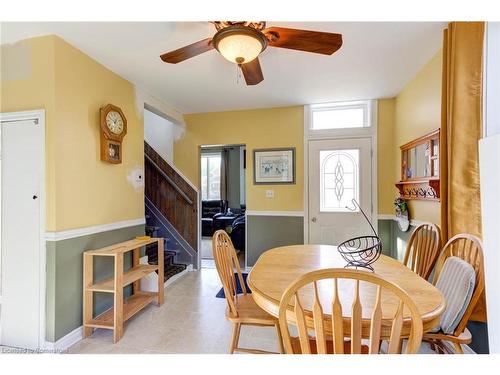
[1,22,445,114]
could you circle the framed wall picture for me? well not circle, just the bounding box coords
[253,148,295,184]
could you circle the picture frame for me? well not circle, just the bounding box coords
[253,147,296,185]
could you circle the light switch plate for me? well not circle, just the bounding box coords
[265,190,274,198]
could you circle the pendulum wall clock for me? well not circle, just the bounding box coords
[100,104,127,164]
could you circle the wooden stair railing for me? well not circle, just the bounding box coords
[144,141,198,252]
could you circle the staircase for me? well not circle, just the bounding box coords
[144,223,187,281]
[144,141,199,281]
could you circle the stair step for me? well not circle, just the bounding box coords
[144,202,191,272]
[164,264,187,281]
[145,249,177,267]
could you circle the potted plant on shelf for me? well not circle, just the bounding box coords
[394,197,410,232]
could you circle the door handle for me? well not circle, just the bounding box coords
[33,195,38,200]
[311,217,317,223]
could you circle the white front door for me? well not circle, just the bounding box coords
[308,138,373,245]
[1,114,43,349]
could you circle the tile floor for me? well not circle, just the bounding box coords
[66,268,466,355]
[201,236,245,268]
[67,268,282,354]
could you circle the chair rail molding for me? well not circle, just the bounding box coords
[45,218,146,241]
[245,210,304,217]
[377,214,425,227]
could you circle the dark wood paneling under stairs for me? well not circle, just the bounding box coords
[144,142,198,279]
[144,142,198,251]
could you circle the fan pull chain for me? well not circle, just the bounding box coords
[236,64,243,85]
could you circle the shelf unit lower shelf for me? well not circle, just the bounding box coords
[85,292,157,329]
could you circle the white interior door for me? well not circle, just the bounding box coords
[308,138,373,245]
[1,115,42,349]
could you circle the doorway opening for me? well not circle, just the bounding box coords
[200,144,246,269]
[304,100,378,245]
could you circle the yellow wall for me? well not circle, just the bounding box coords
[377,98,397,214]
[175,107,304,211]
[1,36,58,228]
[1,36,145,230]
[2,35,441,227]
[394,50,443,223]
[175,103,397,214]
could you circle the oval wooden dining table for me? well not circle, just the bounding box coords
[247,245,446,338]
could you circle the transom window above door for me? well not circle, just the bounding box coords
[306,100,375,136]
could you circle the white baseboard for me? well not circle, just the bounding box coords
[43,326,83,352]
[42,265,193,352]
[163,266,191,288]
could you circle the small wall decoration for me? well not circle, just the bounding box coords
[99,104,127,164]
[253,148,295,184]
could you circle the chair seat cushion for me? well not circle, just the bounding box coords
[432,256,476,334]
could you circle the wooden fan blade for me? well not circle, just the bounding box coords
[241,58,264,86]
[160,38,214,64]
[264,27,343,55]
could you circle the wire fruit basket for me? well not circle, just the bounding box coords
[337,199,382,271]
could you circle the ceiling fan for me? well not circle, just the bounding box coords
[160,22,343,86]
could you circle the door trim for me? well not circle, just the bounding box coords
[303,102,378,244]
[0,109,46,349]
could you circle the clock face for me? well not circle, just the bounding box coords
[105,110,124,135]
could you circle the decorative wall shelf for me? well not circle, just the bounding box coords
[396,129,440,202]
[395,178,440,201]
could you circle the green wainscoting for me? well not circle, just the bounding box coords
[45,224,144,342]
[246,215,304,267]
[246,217,412,268]
[377,219,415,261]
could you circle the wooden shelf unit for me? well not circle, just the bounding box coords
[83,237,164,343]
[396,128,441,201]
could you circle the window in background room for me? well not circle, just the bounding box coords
[201,153,221,200]
[310,100,372,131]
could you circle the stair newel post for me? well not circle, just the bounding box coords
[157,238,165,305]
[113,252,124,343]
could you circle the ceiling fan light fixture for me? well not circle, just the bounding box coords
[213,25,267,64]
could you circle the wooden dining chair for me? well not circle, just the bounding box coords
[402,223,442,280]
[278,268,424,354]
[212,230,284,354]
[424,234,484,354]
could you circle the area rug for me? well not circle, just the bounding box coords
[215,272,251,298]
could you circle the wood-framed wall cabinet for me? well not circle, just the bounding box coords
[83,238,164,343]
[395,129,440,201]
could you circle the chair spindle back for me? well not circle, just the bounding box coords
[403,223,441,279]
[212,230,247,318]
[279,268,424,354]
